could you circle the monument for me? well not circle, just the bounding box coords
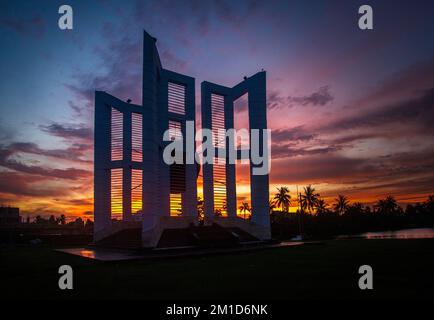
[94,30,270,247]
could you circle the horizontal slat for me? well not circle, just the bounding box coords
[168,82,186,115]
[111,107,123,161]
[111,168,123,219]
[132,113,142,162]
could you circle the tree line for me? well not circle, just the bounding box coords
[269,185,434,239]
[28,214,94,230]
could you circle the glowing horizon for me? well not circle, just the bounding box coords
[1,1,434,219]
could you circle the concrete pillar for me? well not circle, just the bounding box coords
[158,78,170,217]
[141,31,160,233]
[183,79,197,217]
[201,84,214,219]
[122,111,132,221]
[225,96,237,218]
[248,72,270,230]
[94,92,111,237]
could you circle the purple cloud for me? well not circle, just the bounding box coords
[288,86,334,107]
[0,14,46,38]
[39,123,93,140]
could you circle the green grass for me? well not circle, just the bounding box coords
[1,239,434,299]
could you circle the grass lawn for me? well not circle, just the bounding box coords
[1,239,433,300]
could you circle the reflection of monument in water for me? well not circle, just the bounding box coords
[94,30,270,248]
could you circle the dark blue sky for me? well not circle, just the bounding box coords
[1,0,434,216]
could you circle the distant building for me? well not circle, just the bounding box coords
[0,207,21,225]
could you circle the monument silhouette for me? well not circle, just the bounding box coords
[94,30,270,247]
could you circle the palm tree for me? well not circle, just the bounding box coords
[300,185,319,214]
[384,195,400,214]
[48,215,56,225]
[273,186,291,212]
[35,215,46,224]
[345,202,366,217]
[333,194,349,215]
[375,195,399,215]
[197,197,204,223]
[352,202,364,211]
[316,198,329,215]
[425,195,434,213]
[214,208,223,217]
[268,200,276,214]
[239,202,251,219]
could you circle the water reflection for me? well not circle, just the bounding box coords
[338,228,434,240]
[79,249,96,259]
[58,248,137,261]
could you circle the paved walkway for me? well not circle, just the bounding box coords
[56,241,305,262]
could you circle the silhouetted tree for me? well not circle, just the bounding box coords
[214,209,222,217]
[425,195,434,213]
[333,195,349,215]
[316,199,329,215]
[197,197,204,223]
[346,202,365,215]
[273,186,291,212]
[301,185,319,214]
[375,196,401,215]
[48,215,57,225]
[35,215,48,224]
[239,202,251,219]
[222,201,227,212]
[269,192,434,240]
[74,217,85,229]
[268,200,276,214]
[84,219,93,228]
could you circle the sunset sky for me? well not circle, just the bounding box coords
[1,0,434,219]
